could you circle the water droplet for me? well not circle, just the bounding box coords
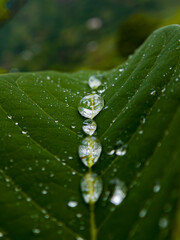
[67,200,78,208]
[22,131,27,135]
[32,228,40,234]
[153,183,161,193]
[78,137,102,167]
[139,208,147,218]
[110,179,127,206]
[159,217,168,229]
[76,213,82,218]
[80,173,103,204]
[150,90,156,95]
[107,149,115,155]
[78,94,104,119]
[42,190,48,195]
[116,140,127,156]
[76,236,84,240]
[82,119,97,136]
[88,75,103,89]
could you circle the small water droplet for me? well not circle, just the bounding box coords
[159,217,168,229]
[153,183,161,193]
[116,140,127,156]
[82,119,97,136]
[22,131,27,135]
[150,90,156,95]
[76,236,84,240]
[88,75,103,89]
[78,94,104,119]
[78,137,102,167]
[119,68,124,72]
[139,208,147,218]
[110,179,127,206]
[107,149,115,155]
[42,190,48,195]
[80,173,103,204]
[32,228,40,234]
[76,213,82,218]
[67,201,78,208]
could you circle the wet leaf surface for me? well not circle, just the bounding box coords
[0,25,180,240]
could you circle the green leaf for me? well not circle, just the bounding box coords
[0,25,180,240]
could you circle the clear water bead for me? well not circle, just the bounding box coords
[110,179,127,206]
[82,119,97,136]
[67,200,78,208]
[78,94,104,119]
[116,140,127,156]
[88,75,103,89]
[81,173,103,204]
[78,137,102,167]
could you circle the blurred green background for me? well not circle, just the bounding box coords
[0,0,180,73]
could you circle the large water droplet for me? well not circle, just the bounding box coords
[78,137,102,167]
[88,75,103,89]
[82,119,97,136]
[78,94,104,119]
[81,173,103,204]
[110,179,127,205]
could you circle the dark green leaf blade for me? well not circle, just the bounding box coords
[0,25,180,240]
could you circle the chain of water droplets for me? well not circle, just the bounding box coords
[78,75,104,205]
[78,74,105,240]
[77,74,130,240]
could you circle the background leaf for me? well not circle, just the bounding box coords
[0,25,180,240]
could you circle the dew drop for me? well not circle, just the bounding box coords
[88,75,103,89]
[150,90,156,95]
[32,228,40,234]
[159,217,168,229]
[139,208,147,218]
[107,149,115,155]
[110,179,127,206]
[153,183,161,193]
[42,190,48,195]
[80,173,103,204]
[67,200,78,208]
[22,131,27,135]
[78,137,102,167]
[76,213,82,218]
[78,94,104,119]
[82,119,97,136]
[76,236,84,240]
[116,140,127,156]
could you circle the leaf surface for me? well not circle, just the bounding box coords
[0,25,180,240]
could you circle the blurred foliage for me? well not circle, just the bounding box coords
[0,0,27,27]
[0,0,179,72]
[0,0,10,24]
[117,13,160,57]
[0,68,7,74]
